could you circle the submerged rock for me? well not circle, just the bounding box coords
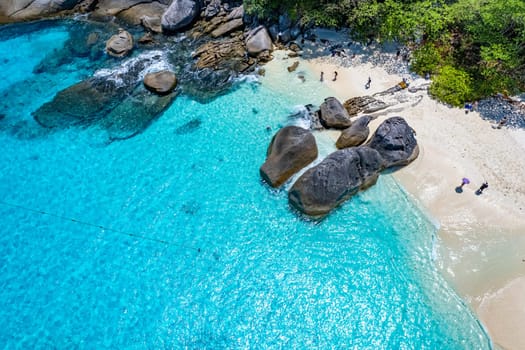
[33,52,177,138]
[101,85,178,140]
[366,116,419,168]
[319,97,352,129]
[260,126,318,188]
[288,147,385,217]
[336,115,372,149]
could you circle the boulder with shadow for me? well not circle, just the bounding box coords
[366,116,419,168]
[319,97,352,129]
[260,126,318,188]
[105,29,134,57]
[161,0,200,33]
[245,25,272,57]
[143,70,177,95]
[336,115,372,149]
[288,146,385,217]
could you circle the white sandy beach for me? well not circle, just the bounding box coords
[262,46,525,350]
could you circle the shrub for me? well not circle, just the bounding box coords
[410,43,443,76]
[429,65,473,107]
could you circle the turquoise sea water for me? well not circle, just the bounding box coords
[0,21,492,349]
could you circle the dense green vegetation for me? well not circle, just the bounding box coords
[244,0,525,106]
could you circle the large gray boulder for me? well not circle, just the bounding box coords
[367,117,419,168]
[117,2,168,32]
[288,147,385,217]
[161,0,200,33]
[319,97,352,129]
[245,25,272,56]
[336,115,372,149]
[260,126,318,188]
[1,0,82,21]
[366,116,419,168]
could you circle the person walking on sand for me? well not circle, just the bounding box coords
[320,71,324,82]
[476,182,489,195]
[365,77,371,89]
[455,177,470,193]
[333,71,338,81]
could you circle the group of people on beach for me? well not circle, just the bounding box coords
[457,178,489,195]
[320,71,338,82]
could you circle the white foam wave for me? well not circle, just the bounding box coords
[93,50,173,87]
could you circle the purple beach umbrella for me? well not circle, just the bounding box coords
[462,177,470,185]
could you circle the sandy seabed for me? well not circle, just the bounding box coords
[261,38,525,350]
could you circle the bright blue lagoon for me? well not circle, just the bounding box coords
[0,21,491,348]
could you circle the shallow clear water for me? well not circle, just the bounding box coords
[0,21,491,349]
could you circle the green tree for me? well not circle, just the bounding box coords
[429,65,473,106]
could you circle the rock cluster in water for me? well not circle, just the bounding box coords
[1,0,309,139]
[260,96,419,218]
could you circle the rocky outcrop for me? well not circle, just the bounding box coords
[268,14,301,44]
[287,61,299,72]
[288,147,385,217]
[117,2,168,33]
[336,115,372,149]
[260,126,318,188]
[319,97,352,129]
[105,29,133,57]
[33,52,177,139]
[282,116,419,217]
[192,35,254,73]
[161,0,200,33]
[143,70,177,95]
[211,17,243,38]
[366,116,419,168]
[0,0,82,22]
[192,5,244,38]
[343,96,388,116]
[245,25,273,57]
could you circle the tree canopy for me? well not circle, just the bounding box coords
[244,0,525,106]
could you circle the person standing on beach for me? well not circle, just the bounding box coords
[476,182,489,195]
[333,71,338,81]
[365,77,371,89]
[320,71,324,82]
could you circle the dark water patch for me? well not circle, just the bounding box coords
[32,20,120,75]
[181,201,200,215]
[5,120,52,140]
[0,19,65,41]
[174,118,202,135]
[0,113,5,121]
[212,251,220,261]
